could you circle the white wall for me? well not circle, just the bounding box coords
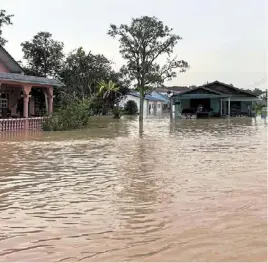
[148,101,164,114]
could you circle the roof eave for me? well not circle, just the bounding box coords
[0,77,65,87]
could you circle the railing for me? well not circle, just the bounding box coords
[0,117,47,132]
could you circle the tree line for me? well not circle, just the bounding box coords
[0,9,189,127]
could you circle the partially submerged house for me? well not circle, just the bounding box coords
[119,92,168,115]
[150,90,170,112]
[0,45,64,131]
[170,81,261,118]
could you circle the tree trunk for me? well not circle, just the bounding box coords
[139,87,144,123]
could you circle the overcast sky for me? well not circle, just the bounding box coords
[1,0,267,90]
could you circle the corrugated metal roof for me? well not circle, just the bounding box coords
[151,91,170,102]
[128,92,166,101]
[0,72,65,87]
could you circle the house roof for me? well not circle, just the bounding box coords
[0,72,65,87]
[151,90,170,101]
[171,81,259,98]
[182,86,224,95]
[0,45,24,74]
[204,81,256,97]
[128,92,166,101]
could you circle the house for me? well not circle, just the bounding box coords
[150,90,170,111]
[119,92,167,115]
[0,45,64,131]
[170,81,261,118]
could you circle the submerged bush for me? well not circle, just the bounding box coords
[43,99,91,131]
[112,107,122,119]
[124,100,138,115]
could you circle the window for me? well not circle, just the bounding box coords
[0,98,8,109]
[158,103,161,108]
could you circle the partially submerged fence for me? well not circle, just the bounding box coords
[0,117,47,132]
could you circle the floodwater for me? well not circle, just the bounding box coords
[0,116,267,262]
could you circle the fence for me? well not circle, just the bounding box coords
[0,117,47,132]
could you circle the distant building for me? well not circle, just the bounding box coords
[170,81,261,118]
[119,92,168,115]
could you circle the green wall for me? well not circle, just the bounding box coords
[181,100,190,109]
[241,101,251,113]
[210,99,220,113]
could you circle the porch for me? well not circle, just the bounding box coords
[0,82,53,119]
[171,95,260,119]
[0,73,64,132]
[170,84,261,119]
[0,45,64,132]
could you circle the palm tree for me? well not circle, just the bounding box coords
[97,80,122,117]
[97,80,120,100]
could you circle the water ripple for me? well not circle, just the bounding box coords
[0,117,267,261]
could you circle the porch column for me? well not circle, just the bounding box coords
[47,86,53,115]
[220,99,223,115]
[170,98,173,119]
[228,97,231,117]
[22,84,32,118]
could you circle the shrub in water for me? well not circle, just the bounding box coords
[112,107,122,119]
[124,100,138,115]
[43,99,91,131]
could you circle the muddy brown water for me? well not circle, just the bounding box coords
[0,116,267,262]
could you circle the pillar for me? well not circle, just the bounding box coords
[228,97,231,117]
[220,99,223,115]
[170,98,173,119]
[22,84,32,118]
[43,86,53,115]
[47,86,53,115]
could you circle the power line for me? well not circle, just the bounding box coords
[247,77,267,90]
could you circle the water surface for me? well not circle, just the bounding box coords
[0,116,267,261]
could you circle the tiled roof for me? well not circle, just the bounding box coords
[0,72,65,87]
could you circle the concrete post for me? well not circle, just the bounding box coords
[170,98,173,119]
[228,97,231,117]
[22,84,32,118]
[44,86,54,115]
[48,95,53,115]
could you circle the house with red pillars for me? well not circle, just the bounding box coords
[0,45,64,131]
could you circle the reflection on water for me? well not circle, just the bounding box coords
[0,116,267,261]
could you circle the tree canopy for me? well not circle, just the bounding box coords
[0,9,13,46]
[108,16,189,122]
[58,47,129,106]
[21,32,64,77]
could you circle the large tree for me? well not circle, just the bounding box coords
[0,9,13,46]
[60,47,129,104]
[21,32,64,77]
[108,16,189,123]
